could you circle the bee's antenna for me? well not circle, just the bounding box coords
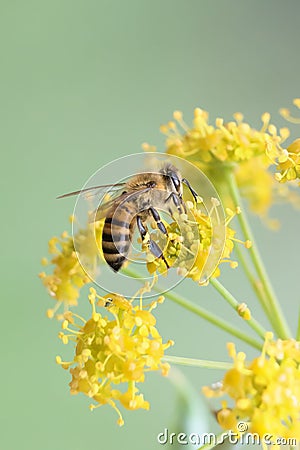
[182,178,199,202]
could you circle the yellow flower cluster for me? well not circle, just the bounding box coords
[161,109,285,164]
[203,332,300,440]
[57,286,173,425]
[146,201,250,283]
[39,217,103,319]
[153,108,300,222]
[275,138,300,184]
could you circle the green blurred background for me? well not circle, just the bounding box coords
[1,1,300,449]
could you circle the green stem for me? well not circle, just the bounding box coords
[234,244,272,318]
[163,355,232,370]
[210,278,267,340]
[123,267,263,350]
[161,288,262,350]
[225,170,291,339]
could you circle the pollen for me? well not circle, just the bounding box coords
[294,98,300,108]
[173,110,183,121]
[244,240,252,249]
[141,142,150,151]
[142,142,157,152]
[215,117,224,127]
[237,303,251,320]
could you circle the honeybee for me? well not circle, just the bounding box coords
[58,164,199,272]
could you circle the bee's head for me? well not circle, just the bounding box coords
[160,163,183,197]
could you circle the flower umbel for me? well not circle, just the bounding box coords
[57,286,173,425]
[203,332,300,440]
[154,108,300,222]
[146,200,247,283]
[39,217,104,319]
[162,109,285,164]
[275,138,300,184]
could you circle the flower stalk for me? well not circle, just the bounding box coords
[162,355,232,370]
[225,169,292,339]
[234,244,272,318]
[161,285,263,350]
[124,267,262,350]
[210,278,267,340]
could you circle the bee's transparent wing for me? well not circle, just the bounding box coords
[56,183,126,199]
[91,186,152,223]
[90,191,127,222]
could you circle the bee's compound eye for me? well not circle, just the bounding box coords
[171,174,181,192]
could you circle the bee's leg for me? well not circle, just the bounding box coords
[136,215,150,243]
[182,178,199,202]
[148,207,168,236]
[165,192,186,214]
[136,215,170,269]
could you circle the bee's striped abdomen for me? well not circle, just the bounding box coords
[101,206,134,272]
